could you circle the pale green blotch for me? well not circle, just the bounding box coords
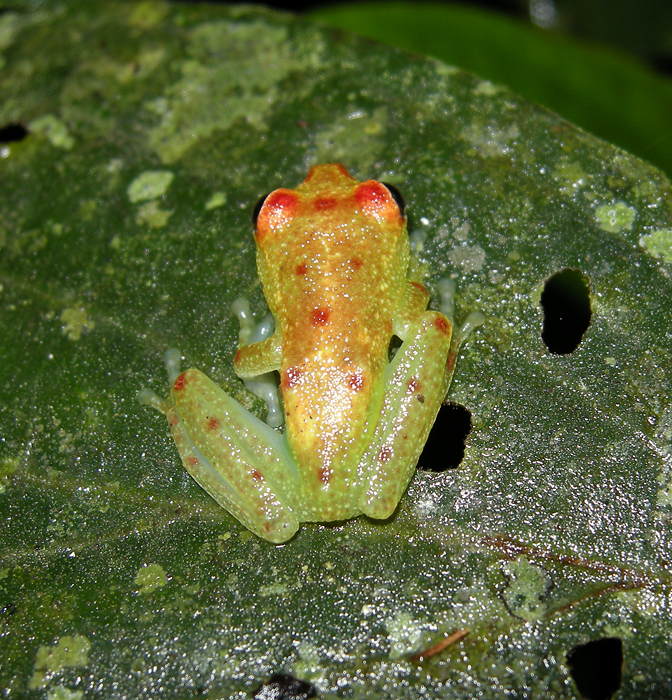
[205,192,227,210]
[0,11,20,51]
[462,121,520,158]
[639,229,672,264]
[474,80,505,96]
[433,61,459,76]
[60,306,95,341]
[501,556,550,622]
[447,243,486,273]
[28,114,75,150]
[134,562,168,594]
[553,160,588,195]
[259,582,289,597]
[147,20,321,163]
[127,170,174,203]
[28,635,91,690]
[315,107,388,174]
[129,0,170,29]
[595,201,636,233]
[384,610,427,659]
[47,686,84,700]
[135,200,172,229]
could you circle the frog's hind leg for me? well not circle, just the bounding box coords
[358,280,484,520]
[139,350,300,544]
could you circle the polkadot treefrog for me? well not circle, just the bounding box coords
[139,164,484,543]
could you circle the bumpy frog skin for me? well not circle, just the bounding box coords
[139,164,484,543]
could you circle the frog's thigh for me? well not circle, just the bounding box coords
[169,369,300,543]
[359,311,453,519]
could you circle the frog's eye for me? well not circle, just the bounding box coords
[381,182,405,216]
[254,189,299,240]
[355,181,406,223]
[252,193,271,226]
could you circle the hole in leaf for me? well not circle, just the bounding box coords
[419,402,472,472]
[253,673,317,700]
[0,122,28,143]
[540,268,592,354]
[567,637,623,700]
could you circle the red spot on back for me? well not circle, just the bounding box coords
[315,197,336,210]
[310,307,330,325]
[283,366,302,389]
[348,371,364,391]
[173,372,188,391]
[295,263,307,275]
[234,349,242,365]
[434,316,451,335]
[349,257,363,271]
[207,416,221,431]
[319,467,331,485]
[251,469,264,481]
[379,446,393,464]
[407,378,420,393]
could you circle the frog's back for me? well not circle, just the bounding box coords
[253,164,408,521]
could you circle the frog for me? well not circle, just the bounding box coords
[139,164,484,543]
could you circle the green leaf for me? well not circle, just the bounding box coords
[1,1,672,697]
[311,2,672,179]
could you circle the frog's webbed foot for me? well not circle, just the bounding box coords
[231,297,283,428]
[437,279,485,376]
[137,348,183,415]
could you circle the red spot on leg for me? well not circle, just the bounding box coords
[251,469,264,481]
[173,372,188,391]
[319,466,332,485]
[188,456,199,466]
[234,349,242,365]
[207,416,221,431]
[434,316,451,335]
[407,378,420,393]
[411,281,427,292]
[311,307,330,325]
[378,446,393,464]
[295,263,307,275]
[349,257,363,271]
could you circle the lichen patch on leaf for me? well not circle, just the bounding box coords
[28,114,75,150]
[60,306,95,341]
[134,562,168,594]
[595,201,636,233]
[639,228,672,263]
[28,635,91,690]
[127,170,175,203]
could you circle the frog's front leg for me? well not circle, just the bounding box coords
[359,280,485,519]
[139,348,301,544]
